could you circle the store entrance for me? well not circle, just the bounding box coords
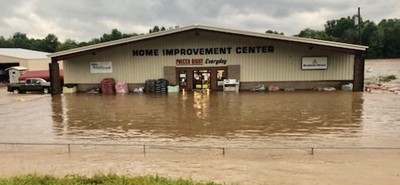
[176,67,227,91]
[193,70,211,90]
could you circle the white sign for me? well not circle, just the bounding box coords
[302,57,328,70]
[90,62,112,73]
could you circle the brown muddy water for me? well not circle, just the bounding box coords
[1,88,400,185]
[0,90,399,147]
[1,60,400,184]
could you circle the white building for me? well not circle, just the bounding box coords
[0,48,63,83]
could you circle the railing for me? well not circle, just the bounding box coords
[1,142,400,158]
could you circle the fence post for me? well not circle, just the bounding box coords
[143,145,146,155]
[311,147,314,155]
[222,147,225,156]
[68,144,71,159]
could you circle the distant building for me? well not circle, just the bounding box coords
[0,48,63,83]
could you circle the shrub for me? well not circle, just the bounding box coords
[380,75,397,82]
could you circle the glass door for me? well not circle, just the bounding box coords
[178,70,187,89]
[193,70,211,90]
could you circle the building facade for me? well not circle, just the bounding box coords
[0,48,63,83]
[49,25,367,94]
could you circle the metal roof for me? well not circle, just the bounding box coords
[18,70,64,81]
[0,48,50,59]
[49,24,368,58]
[5,66,28,71]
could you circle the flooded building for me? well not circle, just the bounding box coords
[48,25,367,94]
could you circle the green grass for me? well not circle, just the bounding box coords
[0,174,221,185]
[380,75,397,82]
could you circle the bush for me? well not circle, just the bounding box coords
[380,75,397,82]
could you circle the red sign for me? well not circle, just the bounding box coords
[176,59,203,65]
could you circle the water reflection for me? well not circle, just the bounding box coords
[193,91,210,123]
[51,95,63,125]
[49,92,365,145]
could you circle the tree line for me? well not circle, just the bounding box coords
[296,17,400,59]
[0,29,138,52]
[0,17,399,59]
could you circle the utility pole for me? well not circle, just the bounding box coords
[358,7,361,44]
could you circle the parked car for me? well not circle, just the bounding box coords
[7,78,51,94]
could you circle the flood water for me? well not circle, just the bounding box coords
[2,61,400,185]
[1,91,399,148]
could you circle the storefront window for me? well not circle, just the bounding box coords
[179,70,187,87]
[217,69,226,86]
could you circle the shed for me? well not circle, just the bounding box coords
[4,66,28,83]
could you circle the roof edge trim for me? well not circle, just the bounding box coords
[48,24,368,58]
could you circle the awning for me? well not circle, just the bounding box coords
[18,70,63,81]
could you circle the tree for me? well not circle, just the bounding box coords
[149,26,160,33]
[324,16,358,43]
[11,32,31,48]
[100,29,123,42]
[265,30,284,35]
[0,36,12,47]
[122,32,138,38]
[57,39,79,51]
[296,28,330,40]
[38,34,59,52]
[361,21,380,58]
[377,19,400,58]
[149,26,167,33]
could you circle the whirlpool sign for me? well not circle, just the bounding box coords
[90,62,113,73]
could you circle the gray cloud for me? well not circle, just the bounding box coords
[0,0,398,41]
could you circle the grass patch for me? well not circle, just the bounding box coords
[380,75,397,82]
[0,174,221,185]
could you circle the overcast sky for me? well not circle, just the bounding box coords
[0,0,399,41]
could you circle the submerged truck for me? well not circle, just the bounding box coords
[7,78,51,94]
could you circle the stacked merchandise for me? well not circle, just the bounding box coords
[101,78,116,94]
[167,85,179,93]
[144,79,156,93]
[155,79,169,93]
[115,82,128,93]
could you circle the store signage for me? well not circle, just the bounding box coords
[205,58,227,65]
[176,58,227,66]
[133,46,274,57]
[176,59,203,65]
[302,57,328,70]
[90,62,112,73]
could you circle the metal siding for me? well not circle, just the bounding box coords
[64,31,354,84]
[26,59,57,71]
[50,25,367,58]
[0,55,24,63]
